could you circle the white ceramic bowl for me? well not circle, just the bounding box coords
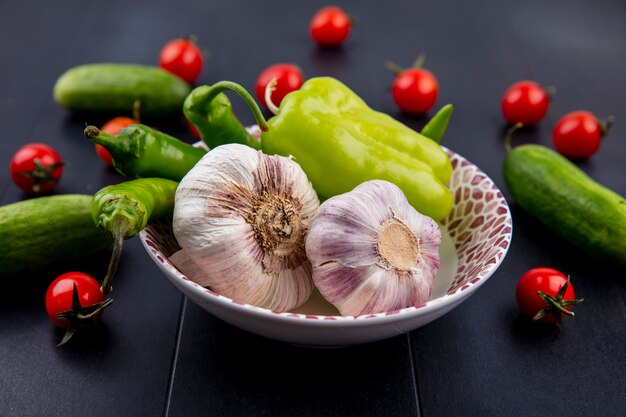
[140,149,512,346]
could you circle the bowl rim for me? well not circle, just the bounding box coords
[139,148,512,326]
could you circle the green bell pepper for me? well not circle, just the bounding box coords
[261,77,453,221]
[185,77,454,221]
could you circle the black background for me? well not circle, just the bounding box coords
[1,0,625,416]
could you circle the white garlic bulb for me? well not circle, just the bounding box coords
[172,143,320,311]
[305,180,441,316]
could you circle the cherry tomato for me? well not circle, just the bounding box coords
[255,63,304,109]
[159,37,203,84]
[45,272,112,346]
[310,6,351,47]
[501,81,551,126]
[45,272,105,328]
[516,267,582,328]
[95,117,138,165]
[10,143,64,194]
[390,62,439,114]
[553,110,611,159]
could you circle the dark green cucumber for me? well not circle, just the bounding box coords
[503,144,626,265]
[53,63,191,117]
[0,195,112,275]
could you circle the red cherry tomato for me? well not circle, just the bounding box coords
[159,37,203,84]
[95,117,138,165]
[501,81,551,125]
[255,63,304,109]
[94,145,113,165]
[310,6,351,47]
[45,272,112,346]
[45,272,105,329]
[391,66,439,114]
[10,143,64,194]
[553,110,610,159]
[516,267,582,327]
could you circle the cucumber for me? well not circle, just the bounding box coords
[503,144,626,265]
[0,195,112,275]
[53,63,191,117]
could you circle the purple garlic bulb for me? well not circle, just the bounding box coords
[305,180,442,316]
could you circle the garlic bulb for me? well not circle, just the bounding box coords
[305,180,441,316]
[172,143,320,311]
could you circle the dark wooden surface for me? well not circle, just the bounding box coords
[1,1,625,416]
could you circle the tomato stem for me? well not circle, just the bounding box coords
[18,158,64,193]
[384,61,404,75]
[57,327,76,347]
[55,283,113,346]
[386,55,426,76]
[412,54,426,69]
[532,277,583,331]
[600,116,614,137]
[504,122,524,152]
[543,85,557,100]
[182,33,198,44]
[75,298,114,320]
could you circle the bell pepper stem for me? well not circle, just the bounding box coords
[200,81,269,132]
[420,104,454,144]
[264,78,280,115]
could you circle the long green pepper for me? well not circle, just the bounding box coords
[183,81,268,150]
[84,124,206,181]
[91,178,179,293]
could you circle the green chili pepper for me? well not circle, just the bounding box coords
[84,124,206,181]
[183,82,268,150]
[91,178,178,293]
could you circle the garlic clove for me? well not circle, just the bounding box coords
[169,249,211,287]
[335,265,433,316]
[306,179,442,316]
[173,143,319,312]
